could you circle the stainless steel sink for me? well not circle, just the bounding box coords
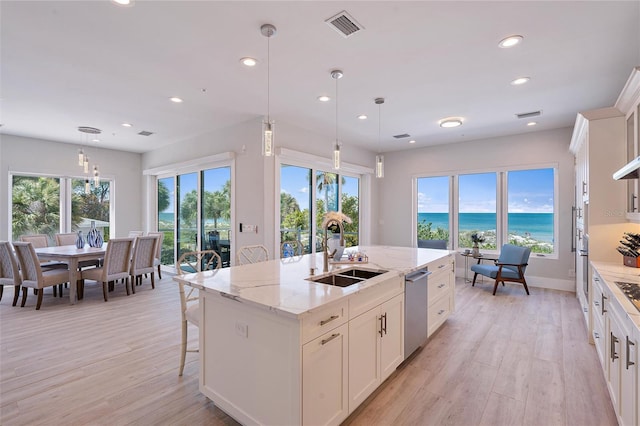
[307,267,388,288]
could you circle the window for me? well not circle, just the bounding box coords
[11,174,112,243]
[416,167,556,255]
[458,172,497,249]
[280,164,360,254]
[507,168,554,254]
[157,177,175,268]
[416,176,450,242]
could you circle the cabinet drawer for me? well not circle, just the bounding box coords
[428,293,451,336]
[302,299,348,344]
[428,267,451,304]
[349,275,403,319]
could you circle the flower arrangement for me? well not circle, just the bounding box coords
[471,232,486,245]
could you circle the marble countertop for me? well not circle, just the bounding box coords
[173,245,452,319]
[591,260,640,329]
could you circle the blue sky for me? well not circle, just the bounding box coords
[418,168,554,213]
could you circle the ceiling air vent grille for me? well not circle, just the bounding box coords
[138,131,154,136]
[393,133,411,139]
[325,11,363,38]
[515,110,542,119]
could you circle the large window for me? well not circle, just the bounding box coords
[416,167,556,255]
[158,166,231,269]
[280,164,360,254]
[12,174,111,243]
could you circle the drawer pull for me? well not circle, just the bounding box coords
[438,264,445,269]
[437,283,446,289]
[611,332,619,362]
[594,332,599,339]
[626,337,635,370]
[321,333,340,345]
[379,316,384,337]
[601,294,607,315]
[320,315,339,326]
[438,309,445,315]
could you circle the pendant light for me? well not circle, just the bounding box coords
[375,97,385,178]
[78,126,101,192]
[261,23,277,157]
[331,69,343,170]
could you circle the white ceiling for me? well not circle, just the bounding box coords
[1,1,639,154]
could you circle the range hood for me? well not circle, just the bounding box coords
[613,156,640,180]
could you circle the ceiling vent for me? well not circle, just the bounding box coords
[393,133,411,139]
[138,130,154,136]
[325,11,364,38]
[515,110,542,119]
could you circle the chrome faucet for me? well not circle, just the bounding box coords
[323,219,344,273]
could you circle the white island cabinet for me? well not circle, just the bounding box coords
[176,246,454,426]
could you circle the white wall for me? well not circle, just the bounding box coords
[141,118,377,256]
[0,134,142,240]
[376,127,576,291]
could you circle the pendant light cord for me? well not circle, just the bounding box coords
[267,32,270,123]
[335,75,339,144]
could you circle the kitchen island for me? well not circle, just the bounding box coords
[174,245,454,426]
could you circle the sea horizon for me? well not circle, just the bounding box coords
[418,212,553,243]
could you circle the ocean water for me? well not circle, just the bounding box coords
[418,212,553,243]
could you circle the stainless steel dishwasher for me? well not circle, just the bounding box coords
[404,268,431,359]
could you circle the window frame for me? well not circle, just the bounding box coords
[413,163,558,259]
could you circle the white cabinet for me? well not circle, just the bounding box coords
[302,323,349,426]
[348,293,404,411]
[427,256,454,336]
[614,66,640,222]
[591,271,608,369]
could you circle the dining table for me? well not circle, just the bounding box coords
[35,244,107,304]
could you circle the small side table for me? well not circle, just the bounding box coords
[460,252,499,282]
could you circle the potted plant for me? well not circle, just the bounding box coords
[617,232,640,268]
[470,232,485,257]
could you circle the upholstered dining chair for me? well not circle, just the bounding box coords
[175,250,222,376]
[81,238,134,301]
[20,234,67,272]
[470,243,531,295]
[280,240,303,258]
[146,231,164,279]
[0,241,22,306]
[236,244,269,265]
[129,236,157,291]
[13,242,70,310]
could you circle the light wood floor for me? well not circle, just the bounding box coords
[1,275,617,426]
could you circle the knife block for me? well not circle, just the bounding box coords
[623,255,640,268]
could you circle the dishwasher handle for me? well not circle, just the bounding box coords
[405,270,432,283]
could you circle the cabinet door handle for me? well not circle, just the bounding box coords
[320,315,339,326]
[631,194,638,212]
[379,316,384,337]
[594,332,600,339]
[382,313,387,335]
[626,336,635,370]
[611,332,619,362]
[321,333,340,345]
[601,293,607,315]
[582,181,587,195]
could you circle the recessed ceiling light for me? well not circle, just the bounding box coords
[170,97,183,103]
[240,57,257,67]
[111,0,134,6]
[511,77,530,86]
[358,114,367,120]
[527,121,537,126]
[439,117,464,128]
[92,138,100,142]
[498,35,523,48]
[318,95,330,102]
[409,140,416,144]
[122,123,132,127]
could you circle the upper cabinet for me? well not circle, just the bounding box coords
[614,66,640,222]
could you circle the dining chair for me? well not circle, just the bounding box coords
[470,243,531,295]
[280,240,303,258]
[175,250,222,376]
[236,244,269,265]
[81,238,134,301]
[20,234,67,272]
[0,241,22,306]
[13,242,70,310]
[55,232,102,269]
[147,231,164,279]
[129,236,157,291]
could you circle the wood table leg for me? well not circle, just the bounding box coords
[68,259,79,304]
